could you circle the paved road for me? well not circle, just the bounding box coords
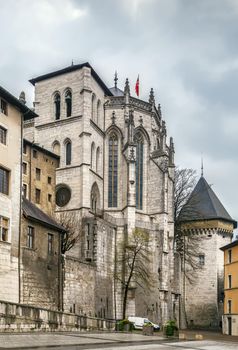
[0,332,237,350]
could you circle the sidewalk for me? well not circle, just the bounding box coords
[180,329,238,343]
[0,331,165,349]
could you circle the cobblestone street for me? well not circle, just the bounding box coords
[0,332,237,350]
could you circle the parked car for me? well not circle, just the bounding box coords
[128,316,160,330]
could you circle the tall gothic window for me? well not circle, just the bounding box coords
[135,133,144,209]
[65,90,72,117]
[97,100,101,125]
[91,182,100,214]
[108,133,118,207]
[91,94,96,121]
[54,93,61,120]
[91,142,95,169]
[65,140,72,165]
[96,147,100,173]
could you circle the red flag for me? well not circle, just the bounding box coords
[135,75,139,97]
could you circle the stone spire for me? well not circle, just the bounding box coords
[19,91,26,105]
[201,156,204,177]
[149,88,155,105]
[157,103,162,119]
[124,78,130,95]
[128,109,135,144]
[114,71,118,89]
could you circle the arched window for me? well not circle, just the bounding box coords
[91,182,100,214]
[52,141,60,156]
[54,93,61,120]
[96,147,100,173]
[91,142,95,169]
[65,90,72,117]
[97,100,101,125]
[65,140,72,165]
[135,133,144,209]
[108,133,118,207]
[91,94,96,121]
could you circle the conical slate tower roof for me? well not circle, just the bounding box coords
[179,176,237,227]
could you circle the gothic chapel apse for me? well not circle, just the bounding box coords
[24,63,179,323]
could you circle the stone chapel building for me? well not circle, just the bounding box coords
[24,62,179,324]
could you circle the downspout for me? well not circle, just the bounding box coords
[113,228,117,320]
[29,139,32,201]
[58,231,64,311]
[103,101,105,213]
[18,114,23,303]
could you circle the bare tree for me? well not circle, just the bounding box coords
[115,228,154,320]
[57,211,81,254]
[174,168,206,282]
[174,167,197,222]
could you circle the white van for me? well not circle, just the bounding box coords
[128,316,160,330]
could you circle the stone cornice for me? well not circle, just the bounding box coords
[106,96,152,114]
[89,168,103,180]
[36,115,82,129]
[56,163,90,171]
[79,131,91,137]
[90,119,105,136]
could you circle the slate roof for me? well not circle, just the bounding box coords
[29,62,113,96]
[22,198,66,232]
[220,239,238,251]
[0,86,38,120]
[109,86,124,96]
[179,176,237,228]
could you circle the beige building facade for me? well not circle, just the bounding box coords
[221,239,238,336]
[0,86,36,303]
[25,63,179,324]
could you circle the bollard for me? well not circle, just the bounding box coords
[179,333,187,340]
[195,334,203,340]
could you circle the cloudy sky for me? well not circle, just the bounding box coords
[1,0,238,219]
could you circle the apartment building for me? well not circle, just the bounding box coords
[0,86,37,302]
[220,239,238,336]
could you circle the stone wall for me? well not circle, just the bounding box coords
[184,230,231,329]
[63,256,96,315]
[0,300,115,333]
[21,218,61,310]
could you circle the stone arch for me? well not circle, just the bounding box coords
[134,125,151,146]
[105,124,124,141]
[52,140,60,156]
[90,182,100,213]
[64,138,72,165]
